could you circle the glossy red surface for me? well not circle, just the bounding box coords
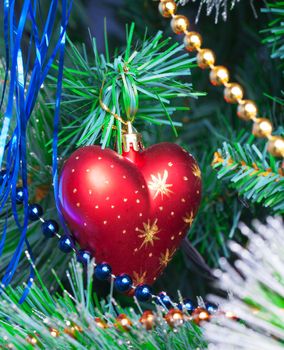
[59,143,201,285]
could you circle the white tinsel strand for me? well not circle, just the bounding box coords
[178,0,241,23]
[204,217,284,350]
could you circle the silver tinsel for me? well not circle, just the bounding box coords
[178,0,241,22]
[204,217,284,350]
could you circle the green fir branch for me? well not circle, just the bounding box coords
[261,1,284,67]
[0,62,71,288]
[212,140,284,214]
[48,25,202,151]
[0,257,206,350]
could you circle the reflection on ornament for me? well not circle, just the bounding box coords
[148,170,173,199]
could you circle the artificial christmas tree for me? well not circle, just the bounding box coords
[0,0,283,349]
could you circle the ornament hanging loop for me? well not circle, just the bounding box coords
[99,81,142,151]
[122,121,144,152]
[99,89,128,126]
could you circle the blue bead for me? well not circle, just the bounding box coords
[114,274,132,293]
[77,250,91,265]
[28,203,43,221]
[42,220,59,238]
[178,299,195,314]
[59,236,74,253]
[0,170,7,185]
[205,302,218,314]
[15,187,24,204]
[156,292,172,308]
[95,263,112,280]
[134,284,152,302]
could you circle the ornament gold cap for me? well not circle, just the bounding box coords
[122,122,143,153]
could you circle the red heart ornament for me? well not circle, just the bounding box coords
[59,142,201,285]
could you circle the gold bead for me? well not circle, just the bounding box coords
[192,307,210,325]
[237,100,258,121]
[159,0,177,18]
[94,317,108,329]
[267,136,284,158]
[26,335,38,346]
[171,15,190,34]
[210,66,230,86]
[252,118,273,138]
[139,310,156,330]
[165,309,184,327]
[115,314,132,331]
[49,328,60,338]
[197,49,215,69]
[224,83,244,104]
[225,311,238,320]
[64,322,83,338]
[184,32,202,52]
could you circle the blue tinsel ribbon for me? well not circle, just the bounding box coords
[0,0,72,301]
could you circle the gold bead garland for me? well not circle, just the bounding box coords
[159,0,177,18]
[210,66,230,86]
[16,306,238,348]
[184,32,202,52]
[158,0,284,158]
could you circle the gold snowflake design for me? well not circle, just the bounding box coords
[159,247,176,269]
[148,170,173,200]
[183,211,194,226]
[133,271,147,285]
[138,219,160,249]
[192,164,201,179]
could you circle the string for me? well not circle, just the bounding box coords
[99,80,134,127]
[0,0,72,300]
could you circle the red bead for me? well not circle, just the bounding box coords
[59,143,201,285]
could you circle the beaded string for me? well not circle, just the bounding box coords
[158,0,284,159]
[7,180,220,328]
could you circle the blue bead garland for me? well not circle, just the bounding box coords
[178,298,196,314]
[77,250,92,265]
[0,170,7,185]
[59,236,74,253]
[156,292,172,308]
[95,263,112,281]
[15,197,217,312]
[42,220,59,238]
[28,204,43,221]
[205,302,218,314]
[134,284,152,302]
[114,274,133,293]
[15,187,24,204]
